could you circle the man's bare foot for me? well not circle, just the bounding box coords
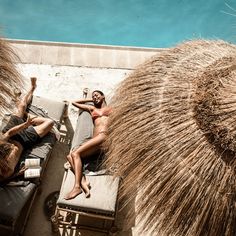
[30,77,37,90]
[64,186,82,200]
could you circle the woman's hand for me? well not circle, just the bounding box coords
[83,88,89,98]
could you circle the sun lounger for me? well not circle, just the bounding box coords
[53,109,120,234]
[0,96,66,236]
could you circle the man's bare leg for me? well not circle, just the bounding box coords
[24,77,37,105]
[30,116,54,138]
[15,77,37,118]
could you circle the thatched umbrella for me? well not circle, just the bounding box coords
[105,40,236,236]
[0,37,22,115]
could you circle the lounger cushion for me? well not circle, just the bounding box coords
[57,169,119,216]
[17,132,56,176]
[30,95,66,124]
[71,110,93,151]
[21,132,56,160]
[71,110,104,172]
[0,182,36,226]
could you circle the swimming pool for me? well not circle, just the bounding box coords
[0,0,235,48]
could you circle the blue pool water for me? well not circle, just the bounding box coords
[0,0,235,48]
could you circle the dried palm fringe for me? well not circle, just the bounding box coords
[104,40,236,236]
[0,37,22,115]
[194,58,236,162]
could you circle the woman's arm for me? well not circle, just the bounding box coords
[72,99,94,112]
[2,115,33,141]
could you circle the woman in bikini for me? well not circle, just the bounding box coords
[65,90,112,200]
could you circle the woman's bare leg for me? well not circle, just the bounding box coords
[81,175,91,197]
[66,152,75,170]
[66,153,90,196]
[64,134,106,200]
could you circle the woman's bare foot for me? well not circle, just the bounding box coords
[81,176,91,198]
[81,183,90,198]
[64,186,82,200]
[30,77,37,90]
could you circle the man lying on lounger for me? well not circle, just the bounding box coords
[0,77,54,181]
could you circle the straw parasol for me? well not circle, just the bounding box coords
[105,40,236,236]
[0,37,22,115]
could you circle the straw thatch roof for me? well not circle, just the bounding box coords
[105,40,236,236]
[0,38,22,115]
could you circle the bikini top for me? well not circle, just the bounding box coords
[91,108,111,121]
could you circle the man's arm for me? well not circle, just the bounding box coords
[2,115,33,141]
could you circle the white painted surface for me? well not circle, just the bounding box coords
[17,63,131,128]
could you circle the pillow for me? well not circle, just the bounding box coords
[30,96,66,126]
[71,110,104,173]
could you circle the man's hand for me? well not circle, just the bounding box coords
[3,115,37,141]
[24,115,36,128]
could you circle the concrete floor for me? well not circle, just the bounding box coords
[23,117,135,236]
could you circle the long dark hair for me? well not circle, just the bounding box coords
[92,90,104,96]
